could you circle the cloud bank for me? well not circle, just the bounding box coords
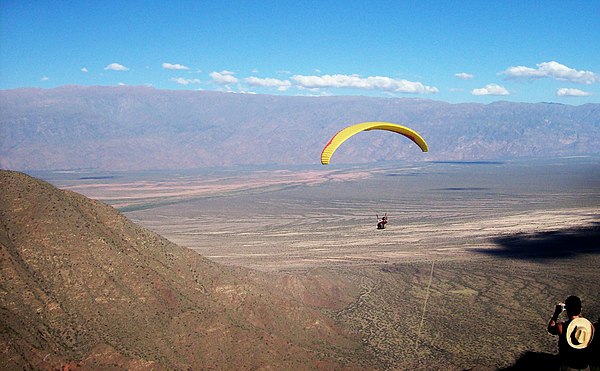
[502,61,599,84]
[291,74,438,94]
[149,60,597,100]
[202,73,439,95]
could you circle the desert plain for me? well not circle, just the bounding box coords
[39,157,600,369]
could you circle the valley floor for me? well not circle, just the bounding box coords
[41,158,600,369]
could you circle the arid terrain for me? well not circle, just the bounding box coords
[1,170,365,370]
[7,157,600,369]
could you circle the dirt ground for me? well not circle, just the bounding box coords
[51,159,600,369]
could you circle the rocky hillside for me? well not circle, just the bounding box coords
[0,170,363,369]
[1,86,599,170]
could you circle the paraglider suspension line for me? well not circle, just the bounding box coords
[414,259,435,354]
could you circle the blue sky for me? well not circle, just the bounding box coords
[1,0,599,104]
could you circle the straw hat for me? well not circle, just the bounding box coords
[566,317,594,349]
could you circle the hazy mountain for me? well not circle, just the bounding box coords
[0,170,363,369]
[1,86,599,171]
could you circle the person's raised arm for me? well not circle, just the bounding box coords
[548,303,564,335]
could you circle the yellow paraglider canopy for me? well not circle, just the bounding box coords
[321,122,428,165]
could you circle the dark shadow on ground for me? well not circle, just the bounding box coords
[475,223,600,260]
[499,351,558,370]
[501,349,600,371]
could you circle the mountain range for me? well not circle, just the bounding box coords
[1,86,599,171]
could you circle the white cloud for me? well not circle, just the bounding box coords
[502,65,543,78]
[291,74,438,94]
[471,84,509,96]
[245,77,292,91]
[298,91,333,97]
[81,67,88,73]
[170,77,201,85]
[455,72,474,80]
[210,71,239,85]
[104,63,129,71]
[502,61,599,84]
[41,76,49,81]
[296,85,324,93]
[556,88,593,97]
[162,63,190,70]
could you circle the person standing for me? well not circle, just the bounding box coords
[548,295,595,370]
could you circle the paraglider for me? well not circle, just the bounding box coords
[321,122,428,165]
[376,213,388,229]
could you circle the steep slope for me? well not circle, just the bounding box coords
[0,170,362,369]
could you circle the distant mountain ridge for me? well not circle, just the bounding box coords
[1,86,599,171]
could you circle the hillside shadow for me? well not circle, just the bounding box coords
[474,223,600,260]
[499,351,558,370]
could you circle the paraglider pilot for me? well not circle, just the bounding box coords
[377,214,388,229]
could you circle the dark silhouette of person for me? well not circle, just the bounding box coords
[591,317,600,370]
[548,295,595,370]
[376,214,388,229]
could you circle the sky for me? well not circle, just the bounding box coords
[1,0,599,104]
